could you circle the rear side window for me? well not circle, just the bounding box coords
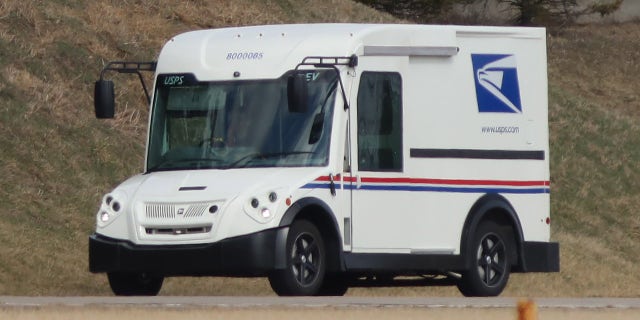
[356,72,403,172]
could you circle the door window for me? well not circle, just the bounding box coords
[356,72,403,172]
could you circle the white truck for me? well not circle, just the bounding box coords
[90,24,559,297]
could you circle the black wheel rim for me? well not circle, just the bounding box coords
[475,233,507,287]
[290,232,320,286]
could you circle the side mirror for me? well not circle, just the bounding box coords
[308,112,324,144]
[94,80,115,119]
[287,73,308,113]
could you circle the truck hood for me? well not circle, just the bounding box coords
[122,167,326,203]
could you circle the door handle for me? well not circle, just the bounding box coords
[329,173,337,196]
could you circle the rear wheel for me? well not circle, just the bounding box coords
[107,272,164,296]
[269,220,326,296]
[457,220,511,297]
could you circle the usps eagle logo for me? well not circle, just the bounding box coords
[471,54,522,113]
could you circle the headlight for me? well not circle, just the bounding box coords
[261,208,271,219]
[97,192,126,226]
[243,189,286,223]
[100,211,110,222]
[111,201,121,212]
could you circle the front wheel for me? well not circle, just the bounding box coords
[457,221,511,297]
[107,272,164,296]
[318,273,349,296]
[268,220,326,296]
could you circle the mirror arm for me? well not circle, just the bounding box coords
[99,61,157,104]
[135,71,152,103]
[336,68,350,111]
[321,65,350,111]
[293,55,357,111]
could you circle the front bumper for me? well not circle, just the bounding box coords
[89,227,286,277]
[520,241,560,272]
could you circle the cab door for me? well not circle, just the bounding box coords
[348,57,411,252]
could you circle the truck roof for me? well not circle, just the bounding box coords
[155,24,545,81]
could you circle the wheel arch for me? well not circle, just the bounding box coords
[460,193,525,271]
[277,197,345,273]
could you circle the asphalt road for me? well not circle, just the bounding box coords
[1,296,639,309]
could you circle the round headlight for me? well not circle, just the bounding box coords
[100,211,110,222]
[268,192,278,202]
[111,201,121,212]
[260,208,271,219]
[251,198,259,208]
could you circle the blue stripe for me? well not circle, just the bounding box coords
[302,183,549,194]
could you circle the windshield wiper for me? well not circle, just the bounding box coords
[148,157,224,172]
[226,151,315,169]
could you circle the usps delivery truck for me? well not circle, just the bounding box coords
[90,24,559,297]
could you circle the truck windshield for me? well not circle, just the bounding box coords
[147,70,338,172]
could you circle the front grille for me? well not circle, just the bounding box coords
[141,202,215,238]
[183,203,208,218]
[146,204,176,219]
[145,225,212,235]
[145,202,208,219]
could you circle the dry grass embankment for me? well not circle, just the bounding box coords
[0,0,639,296]
[0,0,395,296]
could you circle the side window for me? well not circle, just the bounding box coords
[356,72,403,172]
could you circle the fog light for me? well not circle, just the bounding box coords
[100,211,110,222]
[260,208,271,219]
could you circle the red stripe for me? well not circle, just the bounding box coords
[315,176,550,187]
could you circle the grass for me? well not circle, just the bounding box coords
[0,0,639,296]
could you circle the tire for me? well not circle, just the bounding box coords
[457,220,511,297]
[107,272,164,296]
[269,220,326,296]
[318,273,349,296]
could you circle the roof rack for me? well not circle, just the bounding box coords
[99,61,157,103]
[295,55,358,69]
